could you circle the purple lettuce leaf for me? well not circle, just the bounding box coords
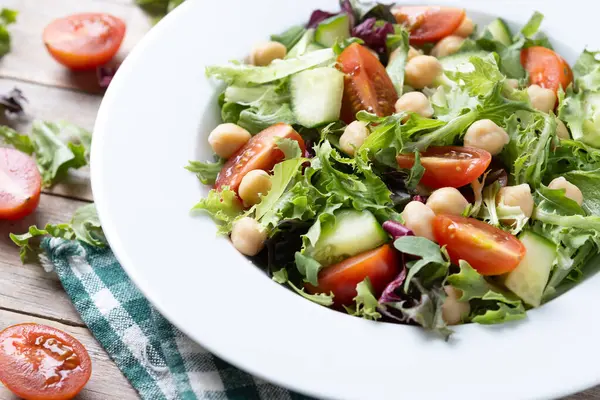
[382,220,413,239]
[307,10,338,29]
[351,17,394,56]
[97,65,119,89]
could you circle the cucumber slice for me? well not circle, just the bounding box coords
[484,18,513,46]
[315,14,350,47]
[504,231,557,307]
[439,50,489,72]
[306,209,388,266]
[290,67,344,128]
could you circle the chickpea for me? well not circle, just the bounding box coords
[442,286,470,325]
[250,41,287,66]
[388,46,421,66]
[231,217,267,256]
[505,79,519,90]
[339,121,369,156]
[497,184,534,218]
[527,84,556,113]
[238,170,272,207]
[431,35,464,58]
[426,187,469,216]
[454,17,475,37]
[548,177,583,206]
[394,92,434,118]
[401,201,436,241]
[463,119,510,156]
[208,123,251,159]
[556,119,570,139]
[405,55,443,89]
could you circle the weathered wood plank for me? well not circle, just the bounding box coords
[0,194,88,324]
[0,309,138,399]
[0,78,100,201]
[0,0,151,93]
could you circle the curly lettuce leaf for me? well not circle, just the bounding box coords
[559,88,600,148]
[273,268,334,306]
[572,49,600,92]
[192,188,243,234]
[0,125,34,153]
[479,181,529,234]
[344,277,382,320]
[238,103,296,134]
[185,158,223,185]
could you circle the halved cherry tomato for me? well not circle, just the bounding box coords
[337,43,398,124]
[433,214,526,276]
[396,146,491,189]
[0,148,42,220]
[0,323,92,400]
[392,6,466,45]
[306,244,400,306]
[43,13,126,70]
[214,123,305,193]
[521,46,573,92]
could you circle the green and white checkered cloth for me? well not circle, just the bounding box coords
[41,238,313,400]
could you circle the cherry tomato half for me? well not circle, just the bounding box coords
[521,46,573,92]
[396,146,491,189]
[0,148,42,221]
[214,123,305,193]
[43,13,126,70]
[392,6,466,45]
[306,244,400,306]
[433,214,526,275]
[0,323,92,400]
[337,43,398,124]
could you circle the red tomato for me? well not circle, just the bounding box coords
[433,214,526,276]
[396,146,491,189]
[306,244,400,306]
[0,148,42,220]
[43,13,126,70]
[392,6,466,45]
[0,323,92,400]
[214,123,305,193]
[521,46,573,92]
[337,43,398,124]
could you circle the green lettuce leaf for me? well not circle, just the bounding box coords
[294,252,323,286]
[272,268,334,306]
[0,8,17,57]
[343,277,382,321]
[238,103,296,134]
[135,0,184,22]
[559,88,600,148]
[447,260,526,325]
[403,151,424,190]
[385,25,409,95]
[394,236,450,291]
[479,181,529,234]
[192,188,243,234]
[271,25,307,50]
[185,158,223,185]
[572,49,600,92]
[0,125,34,153]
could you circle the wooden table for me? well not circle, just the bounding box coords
[0,1,597,399]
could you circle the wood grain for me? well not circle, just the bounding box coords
[0,309,138,399]
[0,194,88,325]
[0,0,151,93]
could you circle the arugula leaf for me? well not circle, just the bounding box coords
[0,8,17,57]
[385,25,409,95]
[403,151,424,190]
[0,125,34,153]
[295,252,324,286]
[272,268,334,306]
[185,158,224,185]
[559,169,600,216]
[447,260,526,325]
[31,121,89,187]
[271,25,307,50]
[344,277,382,320]
[394,236,450,291]
[205,49,335,85]
[192,188,243,234]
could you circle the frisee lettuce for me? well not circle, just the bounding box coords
[185,158,223,185]
[343,277,382,320]
[272,268,334,306]
[191,187,243,235]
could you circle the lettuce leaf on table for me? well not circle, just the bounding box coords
[0,8,17,58]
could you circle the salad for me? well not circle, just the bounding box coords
[189,1,600,337]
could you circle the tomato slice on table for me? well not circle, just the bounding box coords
[337,43,398,124]
[306,244,400,306]
[392,6,466,45]
[0,148,42,221]
[521,46,573,92]
[396,146,491,189]
[0,323,92,400]
[43,13,126,70]
[433,214,526,276]
[214,123,305,193]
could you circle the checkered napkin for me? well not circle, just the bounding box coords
[41,238,313,400]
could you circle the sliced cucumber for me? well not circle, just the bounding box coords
[315,14,350,48]
[505,231,557,307]
[306,209,388,266]
[306,43,326,53]
[483,18,513,46]
[439,50,489,72]
[290,67,344,128]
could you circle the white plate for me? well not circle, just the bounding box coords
[91,1,600,398]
